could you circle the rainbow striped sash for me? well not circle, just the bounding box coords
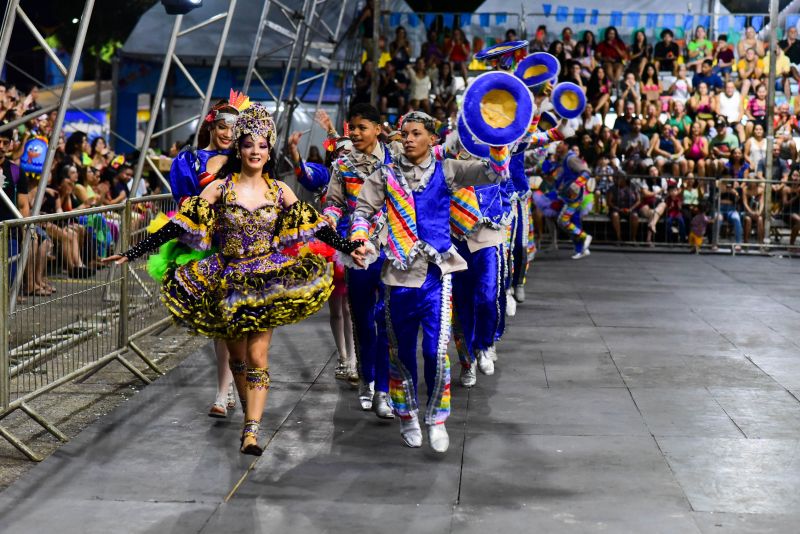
[449,187,482,237]
[383,165,419,268]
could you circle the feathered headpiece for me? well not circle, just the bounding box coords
[233,102,276,151]
[203,89,250,125]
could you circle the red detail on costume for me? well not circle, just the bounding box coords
[198,171,215,188]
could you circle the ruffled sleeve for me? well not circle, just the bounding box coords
[273,200,327,249]
[172,196,216,250]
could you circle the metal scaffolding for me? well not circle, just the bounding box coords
[128,0,238,198]
[0,0,97,312]
[241,0,354,158]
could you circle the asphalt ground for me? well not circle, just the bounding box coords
[1,250,799,533]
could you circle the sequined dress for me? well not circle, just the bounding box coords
[138,175,335,339]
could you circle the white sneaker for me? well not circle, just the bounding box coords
[427,423,450,453]
[400,413,422,448]
[505,289,517,316]
[513,285,525,302]
[487,345,497,362]
[358,381,374,411]
[583,234,592,253]
[372,391,394,419]
[460,365,477,388]
[477,350,495,375]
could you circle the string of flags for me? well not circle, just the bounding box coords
[386,10,800,33]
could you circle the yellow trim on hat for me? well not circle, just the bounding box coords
[480,89,517,129]
[560,91,580,111]
[524,64,549,78]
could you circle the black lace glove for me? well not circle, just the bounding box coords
[314,225,363,254]
[121,222,184,261]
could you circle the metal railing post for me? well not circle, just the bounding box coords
[129,16,183,199]
[192,0,238,147]
[764,0,779,241]
[118,203,131,351]
[9,0,95,313]
[0,0,21,73]
[243,0,273,94]
[0,223,9,411]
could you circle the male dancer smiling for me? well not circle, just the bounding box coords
[323,104,396,419]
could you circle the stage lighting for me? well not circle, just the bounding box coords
[161,0,203,15]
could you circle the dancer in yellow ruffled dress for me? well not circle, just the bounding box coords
[105,101,362,455]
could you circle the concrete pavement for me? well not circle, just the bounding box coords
[1,251,799,533]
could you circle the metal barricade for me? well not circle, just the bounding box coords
[533,173,798,255]
[0,194,174,461]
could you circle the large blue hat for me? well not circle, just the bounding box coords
[457,113,490,159]
[475,40,529,62]
[514,52,560,87]
[551,82,586,119]
[537,111,558,132]
[461,71,535,146]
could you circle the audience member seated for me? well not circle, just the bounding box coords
[653,29,681,74]
[587,65,612,123]
[737,47,763,97]
[595,25,628,82]
[607,172,640,243]
[737,26,766,58]
[692,60,724,94]
[668,65,693,105]
[651,122,687,176]
[628,30,652,79]
[667,100,694,140]
[683,122,710,177]
[686,26,713,74]
[712,34,736,80]
[615,72,642,116]
[620,118,652,174]
[717,80,746,143]
[688,81,718,134]
[613,101,636,137]
[708,117,740,176]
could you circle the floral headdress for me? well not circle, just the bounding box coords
[233,100,276,154]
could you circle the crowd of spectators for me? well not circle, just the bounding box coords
[542,21,800,250]
[0,80,163,297]
[353,13,800,251]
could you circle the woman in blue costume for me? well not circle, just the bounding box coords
[162,95,242,419]
[287,124,359,385]
[104,102,363,456]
